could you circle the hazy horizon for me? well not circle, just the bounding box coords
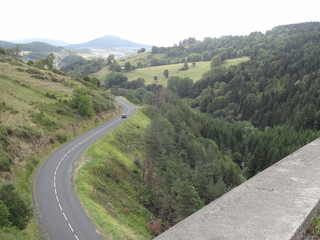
[1,0,319,47]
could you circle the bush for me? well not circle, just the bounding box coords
[0,184,32,230]
[57,133,68,143]
[0,200,10,227]
[31,111,58,131]
[0,151,10,171]
[70,88,94,117]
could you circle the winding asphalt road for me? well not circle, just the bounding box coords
[35,97,137,240]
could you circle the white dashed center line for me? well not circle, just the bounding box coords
[52,120,120,240]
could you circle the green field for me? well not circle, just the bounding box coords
[94,57,250,86]
[74,109,153,240]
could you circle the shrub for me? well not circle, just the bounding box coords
[57,133,68,143]
[31,111,58,131]
[0,184,32,230]
[0,151,10,171]
[0,200,10,227]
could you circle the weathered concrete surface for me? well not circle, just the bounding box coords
[154,138,320,240]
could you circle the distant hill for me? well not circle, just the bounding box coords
[0,41,64,59]
[65,35,152,58]
[66,35,150,49]
[0,40,15,49]
[11,38,68,46]
[0,41,83,68]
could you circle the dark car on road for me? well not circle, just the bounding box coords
[121,113,127,118]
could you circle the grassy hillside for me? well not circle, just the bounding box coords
[0,54,118,239]
[75,109,153,240]
[93,57,249,86]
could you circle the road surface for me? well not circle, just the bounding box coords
[35,97,137,240]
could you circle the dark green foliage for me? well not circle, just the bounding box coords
[186,53,202,62]
[0,184,32,230]
[179,62,189,71]
[172,181,204,221]
[0,200,10,227]
[83,76,101,88]
[70,88,113,116]
[211,55,221,67]
[0,47,6,55]
[123,78,145,89]
[191,22,320,132]
[197,114,319,178]
[61,58,107,78]
[0,151,10,171]
[143,92,243,224]
[124,62,134,72]
[33,53,55,70]
[137,48,146,53]
[142,92,155,105]
[167,76,193,97]
[104,72,128,89]
[163,69,169,78]
[57,133,68,143]
[61,55,84,65]
[70,88,94,117]
[202,51,211,61]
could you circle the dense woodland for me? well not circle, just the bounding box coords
[107,22,320,177]
[90,22,320,231]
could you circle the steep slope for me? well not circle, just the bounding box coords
[0,54,118,239]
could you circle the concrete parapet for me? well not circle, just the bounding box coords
[154,138,320,240]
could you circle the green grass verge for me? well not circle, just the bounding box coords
[74,110,153,240]
[0,55,118,239]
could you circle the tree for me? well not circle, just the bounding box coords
[179,62,189,71]
[142,92,155,105]
[202,51,211,61]
[124,62,132,72]
[108,60,121,72]
[70,88,94,117]
[0,47,5,55]
[0,200,10,227]
[187,53,202,62]
[137,48,146,53]
[211,55,222,67]
[78,95,94,117]
[163,69,169,78]
[107,54,115,64]
[0,184,32,230]
[104,72,128,89]
[43,53,55,70]
[172,180,204,221]
[167,77,193,97]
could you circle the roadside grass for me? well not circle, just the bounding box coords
[0,55,119,239]
[74,110,153,240]
[94,57,250,87]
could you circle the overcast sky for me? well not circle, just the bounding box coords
[1,0,319,46]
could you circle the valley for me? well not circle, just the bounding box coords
[1,21,320,239]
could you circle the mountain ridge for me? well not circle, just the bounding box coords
[65,35,151,49]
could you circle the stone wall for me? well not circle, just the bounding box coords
[154,138,320,240]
